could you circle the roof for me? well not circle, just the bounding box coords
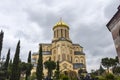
[106,5,120,31]
[73,44,83,48]
[53,19,69,30]
[74,51,85,55]
[39,43,51,45]
[42,51,51,55]
[32,51,51,55]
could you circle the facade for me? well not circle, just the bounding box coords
[31,20,86,76]
[106,5,120,62]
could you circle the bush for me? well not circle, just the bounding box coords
[98,76,106,80]
[105,73,115,80]
[62,76,69,80]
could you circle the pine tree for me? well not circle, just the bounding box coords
[36,44,43,80]
[26,51,32,80]
[0,30,4,59]
[3,49,10,70]
[10,40,20,80]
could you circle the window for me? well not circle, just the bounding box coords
[76,60,78,63]
[71,56,72,62]
[119,29,120,36]
[75,57,79,63]
[32,58,36,63]
[58,55,60,61]
[62,54,66,60]
[61,29,63,37]
[67,55,70,61]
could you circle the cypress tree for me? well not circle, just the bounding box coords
[3,49,10,70]
[10,40,20,80]
[55,60,60,80]
[0,30,4,59]
[26,51,32,80]
[36,44,43,80]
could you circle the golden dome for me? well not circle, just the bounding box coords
[53,19,69,30]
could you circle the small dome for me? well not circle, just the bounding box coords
[53,19,69,30]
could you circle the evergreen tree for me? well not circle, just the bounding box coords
[0,30,4,59]
[26,51,32,80]
[36,44,43,80]
[55,60,60,80]
[10,40,20,80]
[8,59,12,78]
[3,49,10,70]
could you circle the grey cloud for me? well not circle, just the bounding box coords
[104,0,120,19]
[0,0,119,72]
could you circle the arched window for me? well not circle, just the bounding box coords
[57,30,58,38]
[81,59,84,63]
[61,29,63,37]
[77,47,79,51]
[75,57,79,63]
[62,54,66,60]
[119,29,120,36]
[65,29,66,37]
[71,56,72,62]
[67,55,70,61]
[76,60,78,63]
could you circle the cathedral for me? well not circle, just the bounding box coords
[31,19,86,76]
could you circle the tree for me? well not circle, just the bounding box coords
[3,49,10,70]
[2,49,10,79]
[8,59,12,78]
[115,56,119,64]
[0,30,4,59]
[55,60,60,80]
[78,68,84,76]
[19,62,28,75]
[101,57,113,73]
[44,57,56,79]
[0,49,11,80]
[98,65,105,75]
[36,44,43,80]
[10,40,21,80]
[69,70,77,80]
[26,51,32,80]
[112,66,120,74]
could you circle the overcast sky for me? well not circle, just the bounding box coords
[0,0,120,72]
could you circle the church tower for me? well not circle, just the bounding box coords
[52,19,71,42]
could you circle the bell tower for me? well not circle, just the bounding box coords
[52,19,71,42]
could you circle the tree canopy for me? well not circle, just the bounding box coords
[44,57,56,79]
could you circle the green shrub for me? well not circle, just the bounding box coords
[62,75,69,80]
[105,73,115,80]
[115,76,120,80]
[98,76,106,80]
